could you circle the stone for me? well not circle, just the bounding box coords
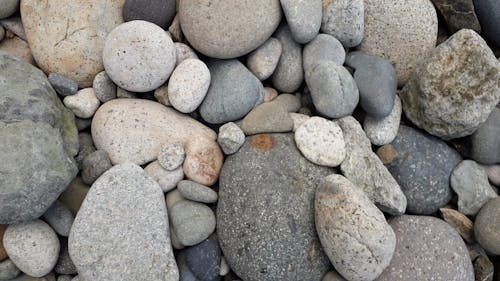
[0,51,78,224]
[170,200,216,246]
[92,71,117,103]
[58,177,89,216]
[179,0,281,59]
[74,132,95,168]
[20,0,124,87]
[144,161,184,192]
[337,117,407,215]
[0,0,18,19]
[321,0,364,47]
[0,259,20,280]
[272,25,304,93]
[451,160,498,215]
[322,271,346,281]
[290,112,310,132]
[247,38,282,81]
[116,87,137,98]
[280,0,322,43]
[69,164,179,281]
[4,220,60,277]
[401,29,500,139]
[165,189,184,212]
[184,235,220,281]
[359,0,438,86]
[154,82,171,106]
[218,134,331,281]
[103,20,176,92]
[431,0,481,33]
[168,59,210,113]
[54,238,76,275]
[377,215,474,281]
[470,108,500,164]
[177,180,218,204]
[474,197,500,255]
[81,150,113,185]
[0,36,35,65]
[74,118,91,131]
[272,94,301,112]
[158,143,185,171]
[345,51,397,118]
[0,26,4,41]
[123,0,176,29]
[176,251,199,281]
[473,255,494,281]
[199,59,264,124]
[57,276,72,281]
[175,43,198,66]
[315,175,396,281]
[363,95,402,146]
[92,99,223,185]
[295,117,346,167]
[63,88,100,119]
[376,144,399,165]
[264,87,279,103]
[388,126,462,214]
[439,208,474,243]
[240,102,294,135]
[303,34,345,73]
[0,225,6,261]
[0,17,25,41]
[219,256,229,276]
[42,201,74,237]
[474,0,500,46]
[48,73,78,97]
[487,165,500,186]
[305,61,359,118]
[217,122,245,155]
[20,273,56,281]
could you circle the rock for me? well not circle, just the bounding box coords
[264,88,279,103]
[183,235,221,281]
[74,132,95,168]
[218,134,331,281]
[179,0,281,59]
[92,99,223,185]
[280,0,322,43]
[303,34,345,73]
[473,255,494,281]
[321,0,364,47]
[345,51,397,118]
[305,61,359,118]
[103,20,176,92]
[48,73,78,97]
[20,273,56,281]
[0,225,6,261]
[217,122,245,155]
[165,189,185,212]
[154,82,171,106]
[0,0,18,19]
[68,164,179,281]
[92,71,117,103]
[54,238,76,275]
[0,26,4,41]
[247,38,282,81]
[4,220,60,277]
[240,102,294,135]
[199,59,264,124]
[401,29,500,139]
[322,271,346,281]
[177,180,218,204]
[272,25,304,93]
[315,175,396,281]
[359,0,437,85]
[376,144,399,165]
[0,36,35,65]
[377,215,474,281]
[168,59,210,113]
[144,161,183,192]
[74,118,91,131]
[474,0,500,46]
[63,88,100,119]
[219,256,229,276]
[364,95,402,146]
[58,177,89,216]
[290,112,311,131]
[471,108,500,164]
[272,94,301,112]
[0,51,78,224]
[158,143,185,171]
[81,150,112,185]
[295,117,346,167]
[20,0,124,87]
[42,201,74,237]
[0,259,20,280]
[170,200,216,246]
[0,17,26,41]
[474,197,500,255]
[388,126,462,214]
[337,117,407,215]
[431,0,481,33]
[123,0,176,29]
[175,43,198,66]
[487,165,500,186]
[116,87,137,98]
[439,208,474,243]
[451,160,497,215]
[57,276,72,281]
[176,251,199,281]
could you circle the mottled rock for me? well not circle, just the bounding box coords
[158,143,185,171]
[240,102,294,135]
[48,73,78,97]
[92,71,116,103]
[474,197,500,255]
[247,38,282,81]
[183,235,221,281]
[470,108,500,164]
[321,0,364,47]
[168,59,210,113]
[280,0,322,43]
[272,25,304,93]
[431,0,481,33]
[303,34,345,73]
[170,200,216,246]
[364,96,402,146]
[217,122,245,155]
[42,201,74,237]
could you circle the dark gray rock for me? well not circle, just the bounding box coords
[123,0,176,29]
[92,71,116,103]
[0,0,18,19]
[0,259,21,280]
[388,126,462,214]
[376,215,474,281]
[431,0,481,33]
[471,108,500,165]
[42,200,74,237]
[280,0,322,43]
[474,0,500,46]
[54,238,77,275]
[303,33,345,73]
[184,235,221,281]
[474,197,500,255]
[272,24,304,93]
[218,133,332,281]
[177,252,200,281]
[48,73,79,97]
[81,150,113,185]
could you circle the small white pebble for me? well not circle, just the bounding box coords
[63,88,100,118]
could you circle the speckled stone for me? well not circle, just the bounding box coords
[280,0,322,43]
[158,143,185,171]
[272,24,304,93]
[175,43,198,66]
[58,177,89,216]
[170,200,216,247]
[303,34,345,73]
[81,149,113,185]
[0,36,35,65]
[364,96,402,146]
[321,0,364,47]
[475,197,500,255]
[247,38,282,81]
[54,238,76,275]
[177,180,218,204]
[42,201,74,237]
[431,0,481,33]
[217,122,245,155]
[92,71,117,103]
[63,88,100,119]
[48,73,78,97]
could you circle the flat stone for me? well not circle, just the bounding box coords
[280,0,322,43]
[158,143,185,171]
[92,71,117,103]
[63,88,100,119]
[170,200,216,246]
[183,235,220,281]
[168,59,210,113]
[363,95,402,146]
[177,180,218,204]
[240,102,294,135]
[217,122,245,155]
[42,201,74,237]
[247,38,282,81]
[144,161,183,192]
[321,0,364,47]
[123,0,176,29]
[272,24,304,93]
[474,197,500,255]
[272,93,301,112]
[439,208,474,243]
[431,0,481,33]
[471,108,500,164]
[81,150,112,185]
[474,0,500,46]
[48,73,78,97]
[303,34,345,73]
[0,0,18,19]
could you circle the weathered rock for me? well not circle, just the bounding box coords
[217,122,245,155]
[240,102,294,135]
[431,0,481,33]
[272,25,304,93]
[321,0,364,47]
[474,197,500,255]
[439,208,474,243]
[322,271,347,281]
[48,73,78,97]
[280,0,322,43]
[470,108,500,164]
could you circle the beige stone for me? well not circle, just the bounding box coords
[0,36,34,65]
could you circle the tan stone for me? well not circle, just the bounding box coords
[0,36,35,65]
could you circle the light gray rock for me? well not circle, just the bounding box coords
[290,112,310,132]
[81,150,113,185]
[240,102,294,135]
[75,132,95,168]
[272,25,304,93]
[54,238,76,275]
[42,201,74,237]
[175,43,198,66]
[217,122,245,155]
[272,93,301,112]
[487,165,500,186]
[247,38,282,81]
[0,259,21,280]
[0,17,25,41]
[474,197,500,255]
[57,276,72,281]
[471,108,500,164]
[63,88,100,119]
[92,71,117,103]
[48,73,78,97]
[0,0,19,19]
[280,0,322,43]
[364,95,402,146]
[168,59,210,113]
[321,0,364,47]
[144,161,184,192]
[158,143,185,171]
[68,163,179,281]
[303,34,345,73]
[170,200,216,247]
[177,180,218,204]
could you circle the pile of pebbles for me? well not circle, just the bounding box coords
[0,0,499,280]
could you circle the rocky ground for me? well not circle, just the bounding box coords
[0,0,499,280]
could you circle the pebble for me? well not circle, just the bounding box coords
[473,255,494,281]
[69,164,179,281]
[123,0,176,29]
[153,82,171,106]
[168,59,210,113]
[280,0,322,43]
[272,93,301,112]
[178,0,281,59]
[363,95,402,146]
[170,200,216,246]
[303,34,345,73]
[471,108,500,165]
[42,201,74,237]
[439,208,474,243]
[321,0,364,47]
[305,61,359,118]
[0,17,26,41]
[116,87,137,98]
[401,29,500,139]
[315,175,396,281]
[388,126,462,214]
[376,144,399,165]
[58,177,89,216]
[240,102,294,135]
[175,43,198,66]
[144,161,184,192]
[474,0,500,46]
[0,0,18,19]
[475,197,500,255]
[103,20,176,92]
[21,273,57,281]
[54,238,76,275]
[176,251,198,281]
[57,276,72,281]
[48,73,78,97]
[183,235,221,281]
[217,122,245,155]
[0,36,35,65]
[3,220,60,277]
[338,116,407,215]
[177,180,218,204]
[377,215,474,281]
[199,59,264,124]
[295,117,346,167]
[92,71,117,103]
[81,149,112,185]
[359,0,437,85]
[272,24,304,93]
[0,259,20,280]
[0,225,6,261]
[219,256,230,276]
[487,165,500,186]
[158,143,185,171]
[247,38,282,81]
[431,0,481,33]
[63,88,100,119]
[165,189,185,211]
[290,112,310,132]
[0,26,4,41]
[74,132,96,168]
[74,118,91,131]
[322,271,346,281]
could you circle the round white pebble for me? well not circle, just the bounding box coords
[158,143,185,171]
[63,88,100,118]
[168,59,210,113]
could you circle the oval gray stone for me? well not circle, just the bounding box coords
[471,107,500,165]
[321,0,364,47]
[177,180,218,204]
[42,201,74,237]
[280,0,322,43]
[170,200,216,247]
[303,34,346,73]
[272,24,304,93]
[474,197,500,255]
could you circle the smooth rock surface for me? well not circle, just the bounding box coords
[0,0,18,19]
[58,177,89,216]
[170,200,216,247]
[247,38,282,81]
[0,259,21,280]
[272,25,304,93]
[0,36,34,65]
[364,96,402,146]
[470,108,500,164]
[177,180,218,204]
[217,122,245,155]
[92,71,117,103]
[48,73,78,97]
[488,165,500,186]
[144,161,184,192]
[321,0,364,47]
[168,59,210,113]
[240,102,294,135]
[42,201,74,237]
[474,0,500,46]
[474,197,500,255]
[280,0,322,43]
[123,0,176,29]
[431,0,481,33]
[303,34,345,73]
[183,235,221,281]
[63,88,100,119]
[175,43,198,66]
[54,238,76,275]
[81,150,112,185]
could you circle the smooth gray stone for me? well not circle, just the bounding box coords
[48,73,78,97]
[272,24,304,93]
[471,108,500,165]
